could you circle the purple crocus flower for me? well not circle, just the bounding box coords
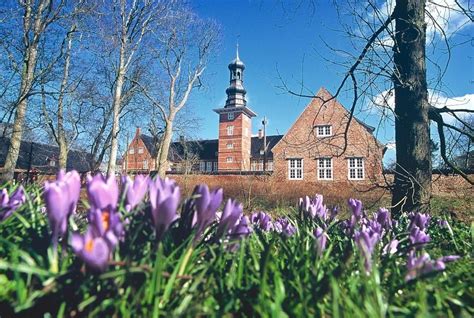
[193,184,223,237]
[87,173,119,211]
[299,194,328,221]
[382,239,399,255]
[0,186,26,221]
[149,177,180,241]
[354,229,379,272]
[251,211,274,231]
[71,228,110,271]
[231,215,252,238]
[405,251,459,282]
[409,212,430,230]
[314,227,328,257]
[274,217,297,237]
[348,198,363,218]
[44,170,81,248]
[122,175,149,211]
[216,199,243,238]
[348,198,363,229]
[89,207,124,248]
[376,208,392,229]
[409,226,430,247]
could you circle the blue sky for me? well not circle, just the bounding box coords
[186,0,473,165]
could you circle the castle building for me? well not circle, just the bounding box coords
[123,48,385,183]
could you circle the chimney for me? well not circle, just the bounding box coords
[135,127,141,136]
[258,129,263,139]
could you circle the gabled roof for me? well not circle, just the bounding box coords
[274,87,384,150]
[0,136,93,173]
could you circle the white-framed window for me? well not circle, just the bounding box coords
[227,112,234,120]
[143,160,148,169]
[227,125,234,136]
[267,160,273,171]
[226,157,233,163]
[138,147,144,154]
[251,161,257,171]
[227,142,234,149]
[200,161,205,172]
[129,148,135,154]
[316,125,332,137]
[213,161,218,171]
[206,161,212,172]
[49,160,56,167]
[288,158,303,180]
[348,157,364,180]
[318,158,333,180]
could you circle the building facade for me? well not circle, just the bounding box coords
[123,49,385,182]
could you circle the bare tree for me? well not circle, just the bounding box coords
[102,0,169,176]
[136,7,219,177]
[0,0,68,182]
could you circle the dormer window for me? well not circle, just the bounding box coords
[316,125,332,137]
[49,159,56,167]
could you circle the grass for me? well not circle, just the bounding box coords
[0,181,473,317]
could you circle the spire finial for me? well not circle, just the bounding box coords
[236,42,240,60]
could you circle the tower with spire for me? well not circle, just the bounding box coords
[214,46,257,171]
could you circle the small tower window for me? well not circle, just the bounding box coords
[237,71,241,79]
[227,125,234,136]
[228,112,234,120]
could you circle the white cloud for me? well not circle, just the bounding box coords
[370,89,474,124]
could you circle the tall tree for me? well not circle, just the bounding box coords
[137,7,219,177]
[0,0,67,182]
[104,0,167,176]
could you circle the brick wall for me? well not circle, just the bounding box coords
[123,130,154,173]
[272,87,384,184]
[217,111,252,171]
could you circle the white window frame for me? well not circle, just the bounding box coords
[206,161,212,172]
[317,158,333,180]
[227,125,234,136]
[227,142,234,149]
[348,157,365,180]
[129,148,135,154]
[316,125,332,137]
[143,160,148,170]
[138,147,144,154]
[213,161,218,171]
[227,112,234,120]
[288,158,303,180]
[199,161,205,172]
[226,156,233,163]
[267,160,273,171]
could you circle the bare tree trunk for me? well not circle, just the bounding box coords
[157,119,174,177]
[107,53,126,176]
[0,17,38,181]
[391,0,431,215]
[57,26,75,170]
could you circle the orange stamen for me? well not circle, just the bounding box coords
[102,210,110,231]
[85,238,94,252]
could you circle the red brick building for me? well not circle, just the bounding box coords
[123,49,385,182]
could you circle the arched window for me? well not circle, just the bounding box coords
[237,71,241,79]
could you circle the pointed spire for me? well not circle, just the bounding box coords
[236,43,240,60]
